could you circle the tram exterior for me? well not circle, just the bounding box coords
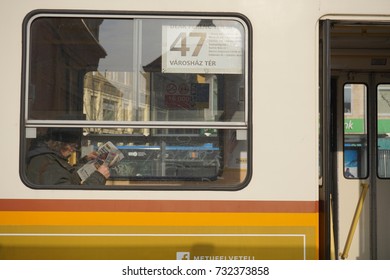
[0,0,389,260]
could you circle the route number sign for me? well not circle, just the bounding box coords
[162,25,243,74]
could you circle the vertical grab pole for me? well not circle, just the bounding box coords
[340,183,369,259]
[319,19,334,260]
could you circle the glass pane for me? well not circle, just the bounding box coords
[377,84,390,178]
[343,84,368,179]
[23,14,250,190]
[27,17,246,123]
[24,127,248,189]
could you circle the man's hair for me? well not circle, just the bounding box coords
[46,139,69,154]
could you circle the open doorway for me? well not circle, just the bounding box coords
[320,19,390,259]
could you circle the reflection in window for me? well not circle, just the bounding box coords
[378,84,390,178]
[343,84,367,179]
[102,99,117,120]
[22,14,250,190]
[344,84,352,113]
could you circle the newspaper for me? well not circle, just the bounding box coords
[77,141,124,182]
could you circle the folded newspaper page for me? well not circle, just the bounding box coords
[77,141,124,182]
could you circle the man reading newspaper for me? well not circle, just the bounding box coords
[78,141,124,182]
[27,127,111,185]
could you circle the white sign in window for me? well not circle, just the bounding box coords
[162,25,243,74]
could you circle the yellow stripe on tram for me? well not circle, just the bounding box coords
[0,211,318,227]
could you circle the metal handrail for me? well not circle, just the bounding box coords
[340,183,369,260]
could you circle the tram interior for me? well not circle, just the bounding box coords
[326,21,390,259]
[23,17,248,188]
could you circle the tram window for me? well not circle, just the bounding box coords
[343,84,368,179]
[21,13,251,190]
[377,84,390,178]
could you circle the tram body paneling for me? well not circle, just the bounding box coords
[1,0,390,260]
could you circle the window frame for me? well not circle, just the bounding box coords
[343,82,368,179]
[20,10,253,190]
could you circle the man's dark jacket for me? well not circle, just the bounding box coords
[26,142,106,185]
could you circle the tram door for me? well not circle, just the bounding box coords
[322,20,390,259]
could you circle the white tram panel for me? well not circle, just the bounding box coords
[0,0,388,204]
